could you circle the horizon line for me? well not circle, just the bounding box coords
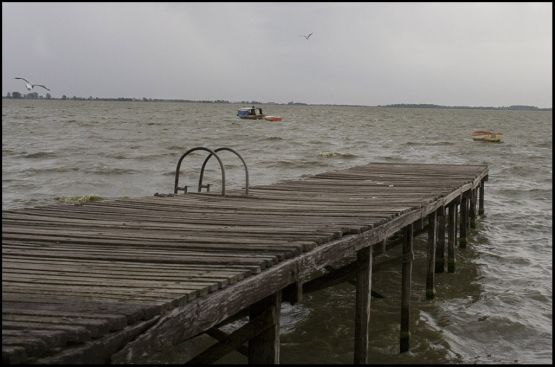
[2,94,552,110]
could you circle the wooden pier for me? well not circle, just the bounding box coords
[2,162,488,364]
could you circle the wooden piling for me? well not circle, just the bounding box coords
[479,179,485,215]
[400,224,413,353]
[248,292,281,364]
[447,202,456,273]
[283,282,303,305]
[435,206,446,273]
[460,192,468,248]
[426,211,437,300]
[469,188,477,229]
[354,246,373,364]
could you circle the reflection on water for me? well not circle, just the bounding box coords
[2,100,552,363]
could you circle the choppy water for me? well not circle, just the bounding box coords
[2,99,552,364]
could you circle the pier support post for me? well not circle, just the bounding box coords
[447,202,456,273]
[435,206,446,273]
[479,179,486,216]
[283,282,303,305]
[400,224,413,353]
[469,188,477,229]
[460,192,469,248]
[248,292,281,364]
[354,246,373,364]
[426,211,437,300]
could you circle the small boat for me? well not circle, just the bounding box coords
[471,130,503,142]
[237,106,283,122]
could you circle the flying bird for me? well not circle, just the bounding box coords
[14,77,51,91]
[301,32,313,40]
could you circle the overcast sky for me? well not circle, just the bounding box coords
[2,2,552,107]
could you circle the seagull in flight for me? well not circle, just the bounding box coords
[14,77,51,91]
[301,32,313,40]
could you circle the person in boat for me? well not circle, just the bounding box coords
[250,106,256,115]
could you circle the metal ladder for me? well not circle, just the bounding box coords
[173,146,249,196]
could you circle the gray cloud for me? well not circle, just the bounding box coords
[2,2,552,107]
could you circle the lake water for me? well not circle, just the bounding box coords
[2,99,552,364]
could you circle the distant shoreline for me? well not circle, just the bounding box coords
[376,103,551,111]
[1,96,551,111]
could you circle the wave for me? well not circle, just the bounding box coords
[405,141,454,146]
[2,148,17,156]
[536,142,553,149]
[102,152,173,161]
[259,159,329,169]
[85,167,140,175]
[22,151,59,159]
[318,151,358,159]
[55,194,103,205]
[23,167,79,174]
[260,136,284,142]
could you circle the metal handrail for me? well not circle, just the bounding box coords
[174,147,226,196]
[198,147,249,195]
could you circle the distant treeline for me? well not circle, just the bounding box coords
[2,93,309,105]
[4,92,233,103]
[3,93,551,110]
[379,103,551,111]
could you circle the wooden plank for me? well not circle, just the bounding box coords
[34,317,160,364]
[2,308,127,331]
[2,247,275,269]
[2,299,161,324]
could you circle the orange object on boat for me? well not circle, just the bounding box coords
[263,116,283,122]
